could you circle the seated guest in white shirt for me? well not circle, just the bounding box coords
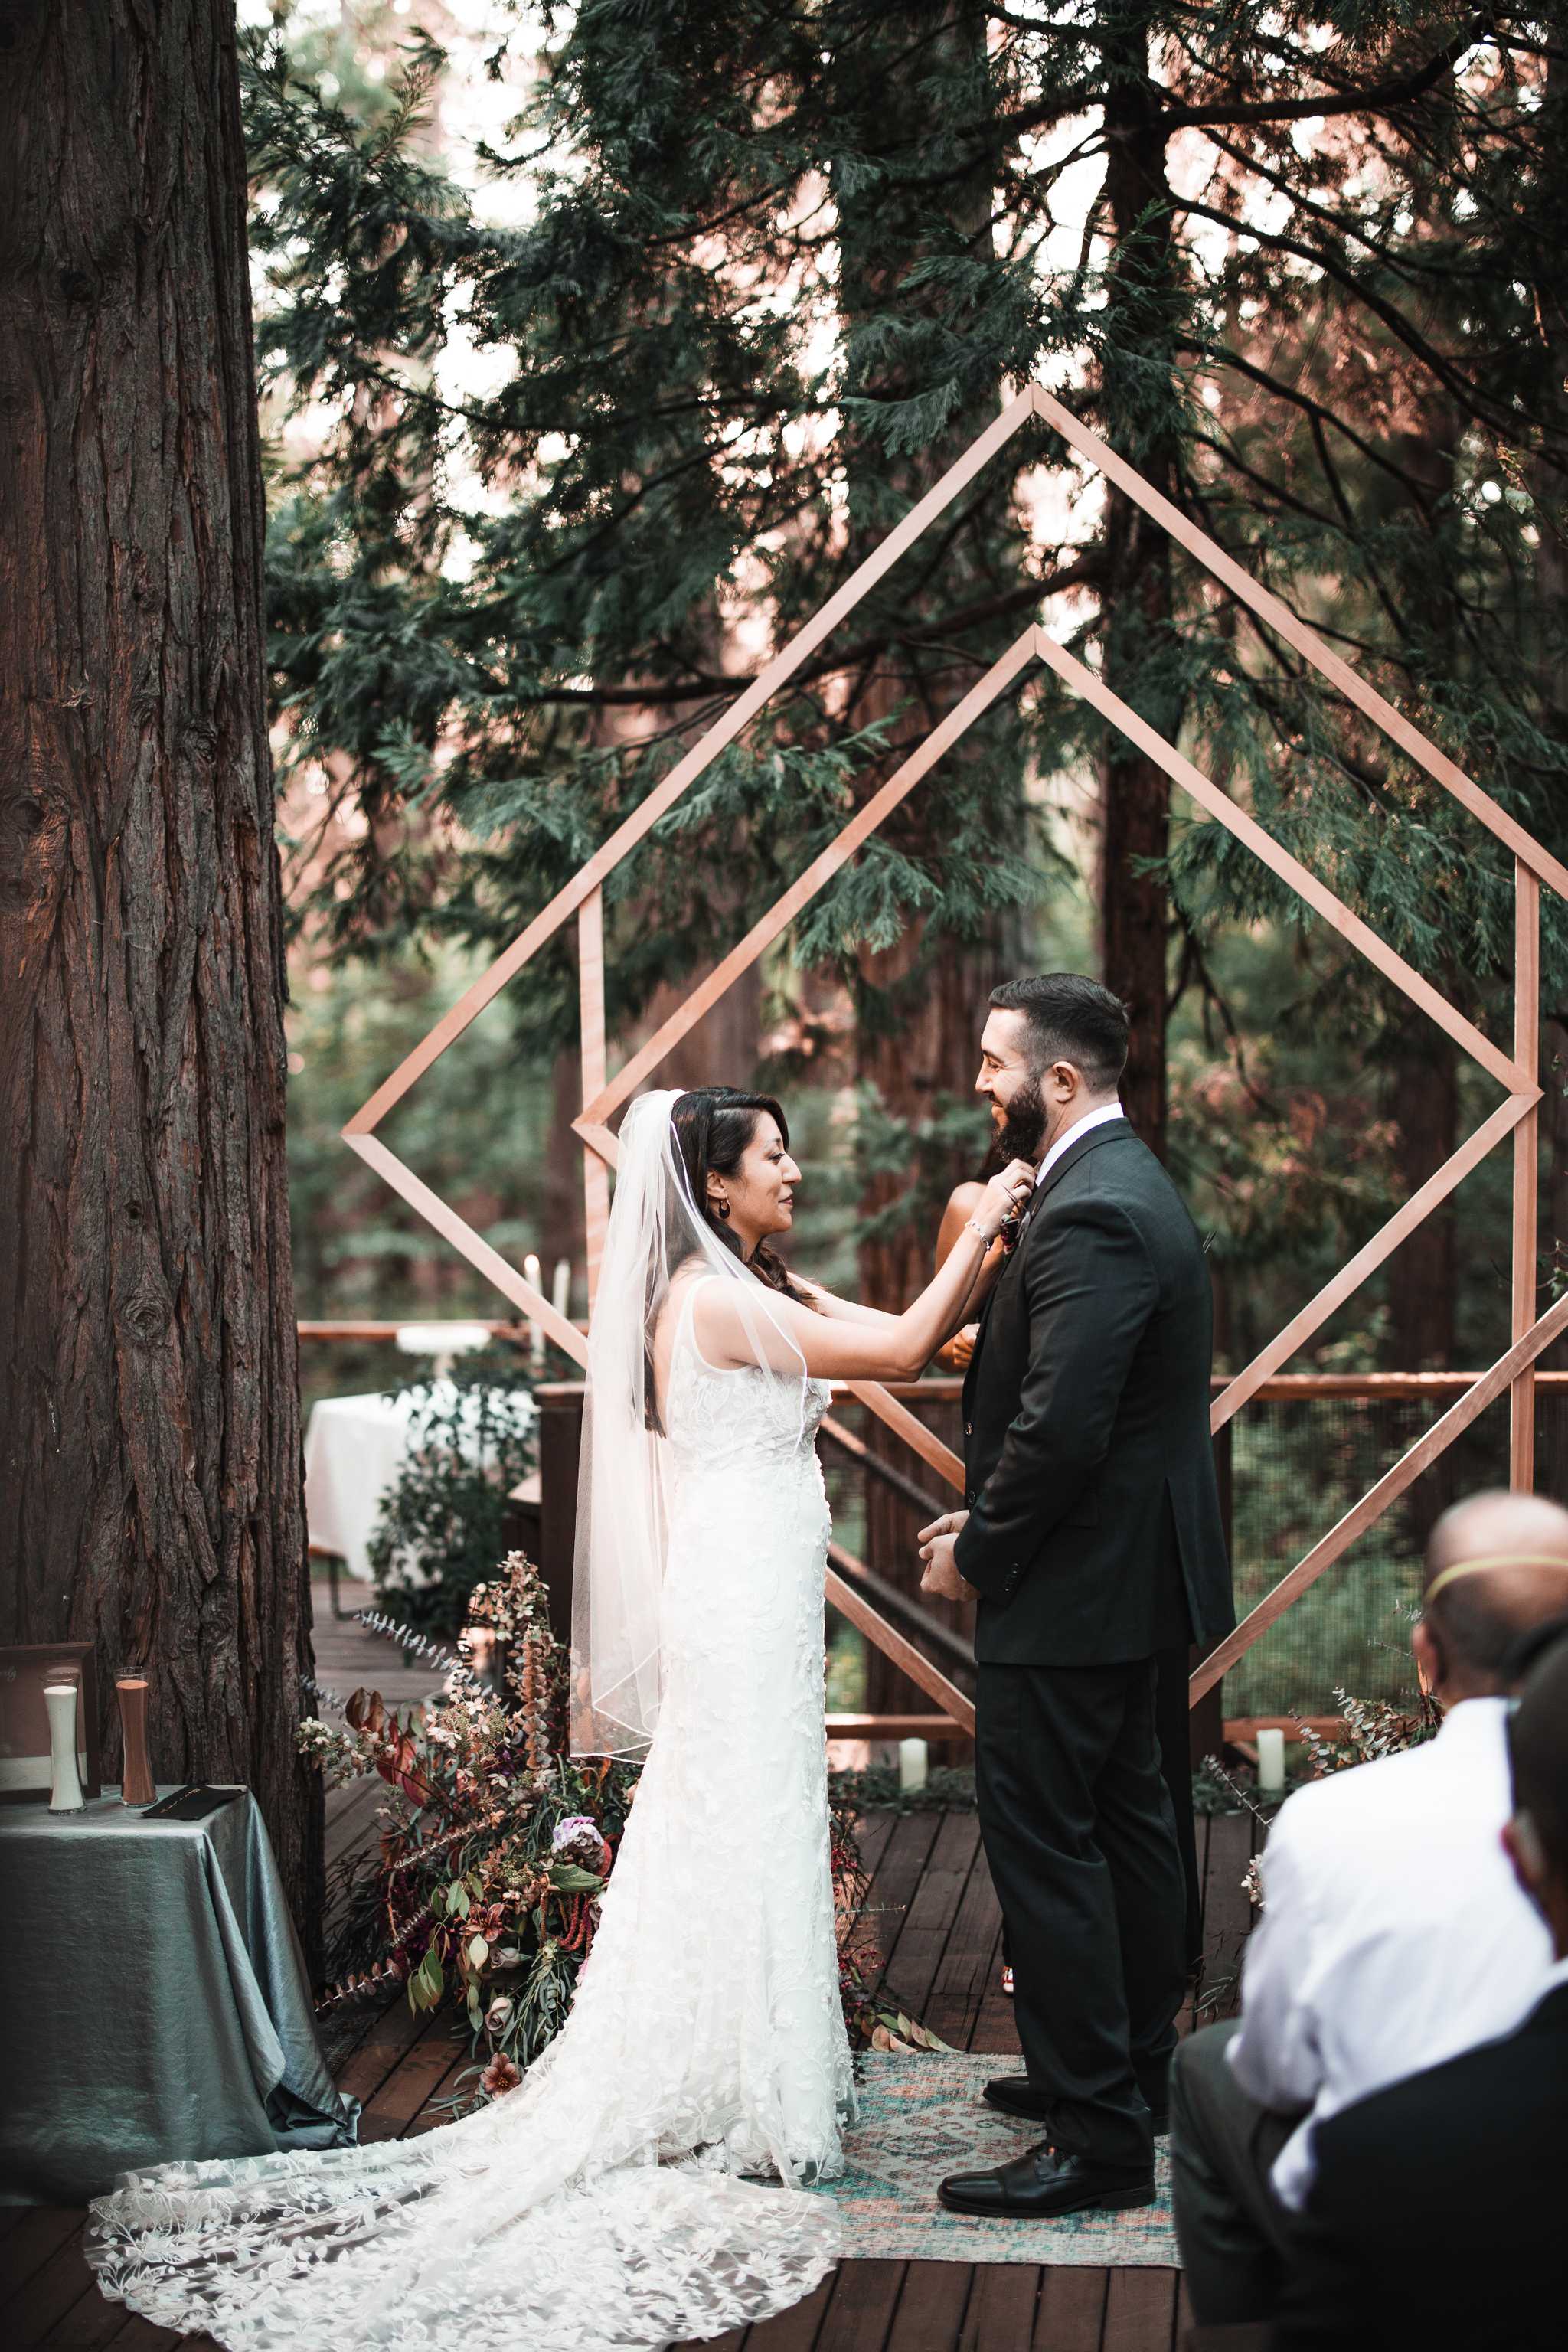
[1274,1625,1568,2349]
[1169,1488,1568,2328]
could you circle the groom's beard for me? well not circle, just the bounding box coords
[993,1074,1047,1165]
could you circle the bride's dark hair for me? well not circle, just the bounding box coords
[669,1086,813,1305]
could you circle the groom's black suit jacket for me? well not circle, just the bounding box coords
[953,1116,1233,1666]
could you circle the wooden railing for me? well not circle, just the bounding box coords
[300,1327,1568,1743]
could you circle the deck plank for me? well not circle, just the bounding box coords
[813,2258,907,2352]
[356,2015,459,2143]
[1031,2264,1107,2350]
[20,1794,1266,2352]
[0,2207,87,2312]
[878,1813,983,2025]
[742,2271,836,2352]
[324,1775,386,1870]
[33,2267,128,2352]
[923,1836,1003,2051]
[883,2261,972,2352]
[1101,2268,1180,2352]
[956,2259,1038,2350]
[100,2315,183,2349]
[1,2216,93,2347]
[1197,1812,1256,2022]
[969,1906,1020,2058]
[862,1813,943,1994]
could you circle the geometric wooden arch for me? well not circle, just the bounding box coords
[345,384,1568,1724]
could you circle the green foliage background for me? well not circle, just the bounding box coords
[263,4,1568,1710]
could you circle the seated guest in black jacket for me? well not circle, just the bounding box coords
[1274,1625,1568,2350]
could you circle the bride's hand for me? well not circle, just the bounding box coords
[972,1158,1035,1241]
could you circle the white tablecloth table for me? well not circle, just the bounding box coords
[303,1383,534,1583]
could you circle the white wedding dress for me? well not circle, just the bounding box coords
[87,1279,854,2350]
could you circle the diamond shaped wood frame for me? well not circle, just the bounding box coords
[346,384,1568,1723]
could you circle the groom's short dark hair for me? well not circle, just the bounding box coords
[990,973,1129,1091]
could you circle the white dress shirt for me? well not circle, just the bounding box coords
[1229,1697,1553,2210]
[1034,1099,1125,1187]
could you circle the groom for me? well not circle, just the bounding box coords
[920,973,1233,2217]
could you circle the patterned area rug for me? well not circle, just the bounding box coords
[808,2052,1178,2267]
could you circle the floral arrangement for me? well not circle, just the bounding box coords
[1291,1683,1440,1776]
[364,1354,537,1639]
[299,1549,942,2100]
[1199,1681,1442,1917]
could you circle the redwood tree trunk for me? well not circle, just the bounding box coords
[0,2,320,1944]
[1099,20,1181,1161]
[832,0,1012,1723]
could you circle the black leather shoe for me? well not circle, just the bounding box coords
[983,2075,1168,2137]
[984,2074,1054,2121]
[939,2141,1155,2218]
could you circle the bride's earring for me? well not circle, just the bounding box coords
[714,1196,731,1221]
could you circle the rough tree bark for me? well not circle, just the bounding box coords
[0,1,320,1945]
[833,0,1014,1723]
[1098,14,1182,1161]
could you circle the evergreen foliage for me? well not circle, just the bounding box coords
[365,1348,539,1635]
[250,7,1568,1311]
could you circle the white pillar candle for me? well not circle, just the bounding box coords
[552,1259,571,1322]
[45,1683,86,1814]
[1256,1726,1286,1796]
[523,1254,544,1364]
[898,1736,929,1794]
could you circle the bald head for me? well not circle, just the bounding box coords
[1418,1490,1568,1702]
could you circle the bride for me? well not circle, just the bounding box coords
[88,1085,1032,2350]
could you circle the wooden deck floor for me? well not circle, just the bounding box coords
[2,1781,1259,2352]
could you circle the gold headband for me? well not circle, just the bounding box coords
[1424,1553,1568,1607]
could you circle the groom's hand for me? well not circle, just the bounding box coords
[918,1511,972,1603]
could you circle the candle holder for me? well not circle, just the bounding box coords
[45,1683,87,1813]
[116,1675,156,1806]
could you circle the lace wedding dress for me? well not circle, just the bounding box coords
[87,1279,854,2350]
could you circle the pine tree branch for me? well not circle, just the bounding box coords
[1184,427,1347,540]
[1158,11,1496,130]
[511,557,1104,710]
[1179,340,1467,504]
[1171,193,1533,434]
[1194,129,1481,284]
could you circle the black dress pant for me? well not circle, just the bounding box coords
[1153,1640,1204,1975]
[975,1655,1187,2170]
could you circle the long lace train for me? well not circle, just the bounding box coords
[87,1299,852,2349]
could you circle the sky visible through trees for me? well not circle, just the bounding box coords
[259,2,1568,1368]
[247,0,1568,1720]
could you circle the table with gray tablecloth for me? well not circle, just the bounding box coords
[0,1786,358,2203]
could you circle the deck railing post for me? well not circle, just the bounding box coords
[1513,858,1540,1489]
[578,890,610,1314]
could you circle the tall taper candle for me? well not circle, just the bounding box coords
[117,1676,155,1806]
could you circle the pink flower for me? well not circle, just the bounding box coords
[551,1815,599,1850]
[481,2053,521,2098]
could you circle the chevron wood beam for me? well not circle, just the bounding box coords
[1211,1095,1534,1431]
[1028,386,1568,903]
[341,381,1564,1727]
[1191,1285,1568,1704]
[344,390,1044,1142]
[573,632,1040,1143]
[343,1132,586,1364]
[1512,861,1541,1488]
